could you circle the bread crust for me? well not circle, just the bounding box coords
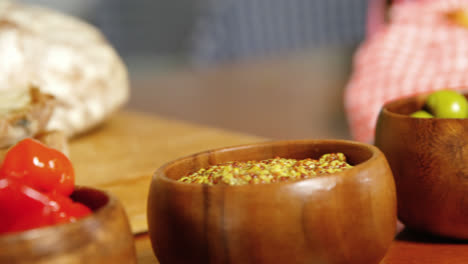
[0,86,55,148]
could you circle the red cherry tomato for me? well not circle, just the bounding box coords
[48,193,92,224]
[0,178,54,234]
[0,139,91,234]
[0,138,74,196]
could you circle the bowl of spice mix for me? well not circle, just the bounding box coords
[147,139,397,264]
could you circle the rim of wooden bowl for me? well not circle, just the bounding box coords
[381,93,428,119]
[153,139,383,188]
[381,91,468,120]
[0,186,117,243]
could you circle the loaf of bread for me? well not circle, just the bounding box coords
[0,1,129,137]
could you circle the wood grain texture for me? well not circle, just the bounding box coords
[375,93,468,239]
[148,140,397,264]
[135,229,468,264]
[382,228,468,263]
[69,111,262,233]
[0,187,136,263]
[135,233,159,264]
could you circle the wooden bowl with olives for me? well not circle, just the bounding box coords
[375,90,468,239]
[147,140,397,264]
[0,186,137,264]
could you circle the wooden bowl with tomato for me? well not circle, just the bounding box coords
[148,140,397,264]
[375,90,468,239]
[0,139,136,263]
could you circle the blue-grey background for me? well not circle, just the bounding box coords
[15,0,370,139]
[21,0,367,69]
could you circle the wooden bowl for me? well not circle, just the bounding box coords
[147,140,397,264]
[0,186,137,263]
[375,93,468,239]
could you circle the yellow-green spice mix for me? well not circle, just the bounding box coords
[178,153,353,186]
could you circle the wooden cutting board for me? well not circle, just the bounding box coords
[69,111,263,234]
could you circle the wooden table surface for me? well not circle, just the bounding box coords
[69,111,263,234]
[69,111,468,264]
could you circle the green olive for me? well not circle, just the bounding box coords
[410,110,433,118]
[426,90,468,118]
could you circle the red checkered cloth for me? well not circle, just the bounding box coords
[345,0,468,143]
